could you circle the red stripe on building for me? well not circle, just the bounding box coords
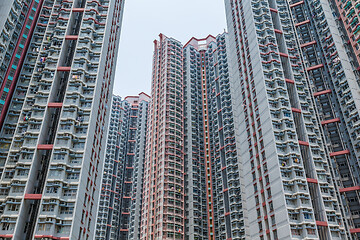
[37,144,54,150]
[295,20,310,27]
[300,41,316,48]
[339,186,360,193]
[316,221,328,227]
[313,89,331,97]
[48,102,63,108]
[291,108,301,113]
[329,150,350,157]
[350,228,360,233]
[72,8,84,12]
[24,194,42,200]
[307,178,318,184]
[298,140,309,146]
[306,64,324,71]
[65,35,78,40]
[57,66,71,71]
[279,52,288,58]
[290,1,304,8]
[321,118,340,125]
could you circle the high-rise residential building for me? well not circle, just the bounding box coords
[183,34,245,239]
[0,0,124,239]
[140,34,185,240]
[224,0,360,239]
[95,93,150,240]
[140,33,245,240]
[332,3,360,233]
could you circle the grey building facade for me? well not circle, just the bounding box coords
[96,93,150,240]
[224,0,360,238]
[0,0,125,239]
[183,33,246,240]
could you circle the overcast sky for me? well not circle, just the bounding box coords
[113,0,227,98]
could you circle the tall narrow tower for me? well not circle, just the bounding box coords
[140,34,185,240]
[183,33,246,239]
[141,33,247,240]
[0,0,125,239]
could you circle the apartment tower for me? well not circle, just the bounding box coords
[330,1,360,236]
[183,34,245,239]
[0,0,124,239]
[224,0,360,238]
[140,33,246,240]
[95,93,150,240]
[140,34,185,240]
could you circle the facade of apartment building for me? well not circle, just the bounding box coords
[140,34,185,240]
[0,0,124,239]
[96,93,150,240]
[225,0,360,238]
[140,33,246,240]
[183,33,245,240]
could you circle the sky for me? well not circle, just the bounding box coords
[113,0,227,98]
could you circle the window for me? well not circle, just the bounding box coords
[60,124,71,130]
[271,215,276,226]
[17,169,28,176]
[255,195,259,205]
[265,175,270,185]
[8,204,19,211]
[87,218,91,231]
[307,228,315,235]
[290,213,298,220]
[84,193,88,207]
[42,204,55,212]
[269,201,274,212]
[46,187,58,193]
[267,188,272,198]
[263,163,268,172]
[78,227,82,240]
[60,205,74,215]
[63,189,77,197]
[291,229,301,236]
[81,210,85,223]
[273,229,278,239]
[1,223,10,231]
[67,173,79,180]
[254,183,258,193]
